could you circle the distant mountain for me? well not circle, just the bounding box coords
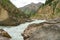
[19,2,43,17]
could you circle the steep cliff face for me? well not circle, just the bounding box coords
[30,0,60,20]
[0,0,27,26]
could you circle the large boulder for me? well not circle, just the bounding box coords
[0,29,11,40]
[0,29,11,38]
[22,18,60,40]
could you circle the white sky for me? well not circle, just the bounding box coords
[10,0,46,8]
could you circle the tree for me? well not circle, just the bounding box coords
[45,0,53,5]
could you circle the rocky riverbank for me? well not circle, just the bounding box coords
[22,18,60,40]
[0,29,11,40]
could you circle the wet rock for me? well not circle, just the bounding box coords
[22,18,60,40]
[0,29,11,38]
[25,19,33,22]
[0,36,10,40]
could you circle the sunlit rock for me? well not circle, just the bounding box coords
[22,18,60,40]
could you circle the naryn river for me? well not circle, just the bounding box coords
[0,20,46,40]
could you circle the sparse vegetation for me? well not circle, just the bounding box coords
[0,0,27,26]
[20,2,42,18]
[56,8,60,13]
[30,0,60,20]
[0,0,26,18]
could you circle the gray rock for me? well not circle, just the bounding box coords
[22,18,60,40]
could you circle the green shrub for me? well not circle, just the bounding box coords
[45,0,53,5]
[56,8,60,13]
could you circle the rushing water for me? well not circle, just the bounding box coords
[0,20,46,40]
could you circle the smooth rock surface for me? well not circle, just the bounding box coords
[22,18,60,40]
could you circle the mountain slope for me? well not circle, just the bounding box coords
[0,0,27,26]
[30,0,60,20]
[20,2,43,17]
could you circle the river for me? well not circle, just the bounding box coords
[0,20,46,40]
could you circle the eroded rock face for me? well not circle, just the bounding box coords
[22,18,60,40]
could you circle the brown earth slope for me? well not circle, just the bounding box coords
[30,0,60,20]
[0,0,27,26]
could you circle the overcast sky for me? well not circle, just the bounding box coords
[10,0,46,8]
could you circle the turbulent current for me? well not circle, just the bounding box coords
[0,20,46,40]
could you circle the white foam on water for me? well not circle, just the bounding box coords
[1,20,46,40]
